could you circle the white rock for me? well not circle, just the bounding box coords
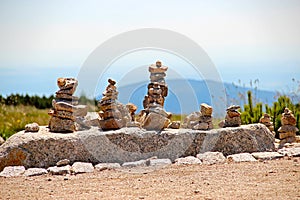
[227,153,257,162]
[47,165,72,175]
[0,166,25,177]
[175,156,201,165]
[122,160,147,167]
[197,152,226,165]
[24,168,48,177]
[251,152,284,160]
[149,158,172,167]
[278,147,300,157]
[25,123,39,132]
[71,162,94,174]
[95,163,121,171]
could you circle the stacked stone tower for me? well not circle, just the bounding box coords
[139,61,171,130]
[259,113,275,136]
[48,78,87,132]
[98,79,136,130]
[278,108,299,143]
[221,105,241,128]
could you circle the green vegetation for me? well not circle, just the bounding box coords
[0,105,50,140]
[240,91,300,137]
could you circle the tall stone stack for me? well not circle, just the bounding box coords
[259,113,275,136]
[278,108,299,143]
[222,105,241,128]
[48,78,87,132]
[98,79,134,130]
[139,61,171,131]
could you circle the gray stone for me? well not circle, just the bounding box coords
[141,112,169,131]
[25,123,39,132]
[122,160,147,168]
[175,156,201,165]
[0,124,275,171]
[0,136,4,145]
[278,147,300,157]
[56,159,70,167]
[149,158,172,167]
[47,165,72,175]
[251,152,284,160]
[227,153,257,162]
[0,166,25,177]
[197,152,226,165]
[49,117,77,132]
[24,168,48,177]
[71,162,94,174]
[193,122,209,130]
[94,163,121,171]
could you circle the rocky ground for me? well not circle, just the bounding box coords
[1,158,300,200]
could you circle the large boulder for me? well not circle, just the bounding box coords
[0,124,275,171]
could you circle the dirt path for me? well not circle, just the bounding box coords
[1,158,300,200]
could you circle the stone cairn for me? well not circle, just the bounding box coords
[138,61,171,131]
[219,105,241,128]
[98,79,134,130]
[259,113,275,136]
[48,78,87,132]
[182,103,213,130]
[278,108,299,143]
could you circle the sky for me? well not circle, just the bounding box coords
[0,0,300,97]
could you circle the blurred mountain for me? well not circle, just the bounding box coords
[114,79,277,117]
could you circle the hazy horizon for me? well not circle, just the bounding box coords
[1,0,299,97]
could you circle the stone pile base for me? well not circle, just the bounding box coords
[0,124,275,171]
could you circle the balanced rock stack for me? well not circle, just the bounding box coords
[278,108,299,143]
[98,79,133,130]
[259,113,275,136]
[221,105,241,128]
[48,78,88,132]
[193,103,213,130]
[139,61,171,131]
[182,103,213,130]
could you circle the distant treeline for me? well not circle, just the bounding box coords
[0,94,97,109]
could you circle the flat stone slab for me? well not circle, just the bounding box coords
[47,165,72,175]
[122,160,147,168]
[95,163,121,171]
[149,158,172,167]
[175,156,201,165]
[24,168,48,177]
[0,166,25,177]
[278,147,300,157]
[197,152,226,165]
[251,152,284,160]
[0,124,275,171]
[227,153,257,162]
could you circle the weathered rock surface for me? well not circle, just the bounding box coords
[227,153,257,162]
[251,152,284,160]
[71,162,94,174]
[95,163,121,171]
[175,156,201,165]
[0,166,25,177]
[0,124,275,171]
[47,165,72,175]
[196,152,226,165]
[24,168,48,177]
[278,147,300,157]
